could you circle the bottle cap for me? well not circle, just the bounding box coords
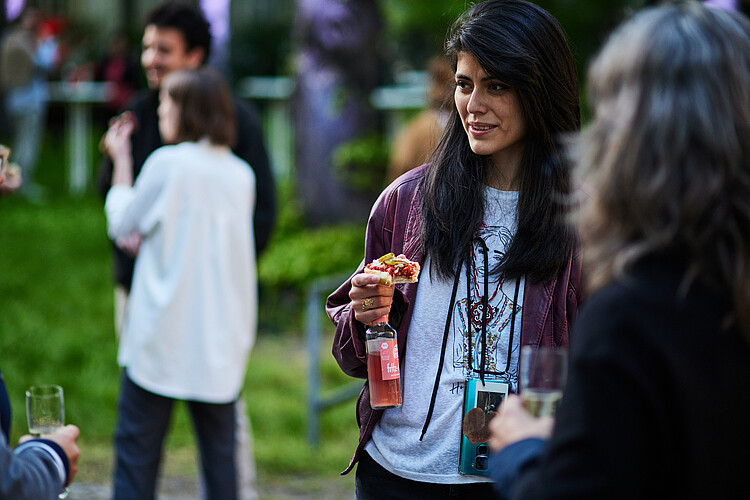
[374,314,389,324]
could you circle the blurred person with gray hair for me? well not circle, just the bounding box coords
[489,3,750,498]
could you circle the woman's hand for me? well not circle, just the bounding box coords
[103,112,136,187]
[0,164,22,195]
[102,112,135,162]
[489,395,554,452]
[115,232,142,258]
[349,272,395,325]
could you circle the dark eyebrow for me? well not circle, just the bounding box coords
[455,73,498,83]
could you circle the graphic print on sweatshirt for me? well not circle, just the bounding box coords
[451,220,522,389]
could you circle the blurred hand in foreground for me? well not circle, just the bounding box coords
[102,111,136,163]
[19,424,81,485]
[489,395,554,452]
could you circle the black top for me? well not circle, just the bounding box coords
[97,89,276,290]
[498,257,750,499]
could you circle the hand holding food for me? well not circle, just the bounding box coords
[351,253,420,325]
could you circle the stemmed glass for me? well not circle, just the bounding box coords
[519,346,568,418]
[26,384,69,498]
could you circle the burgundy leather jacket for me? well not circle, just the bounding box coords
[326,166,582,474]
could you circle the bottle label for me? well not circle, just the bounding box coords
[379,339,400,380]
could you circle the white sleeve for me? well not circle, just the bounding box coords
[105,152,171,239]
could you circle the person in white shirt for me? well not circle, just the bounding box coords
[104,67,256,500]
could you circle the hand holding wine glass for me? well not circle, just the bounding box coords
[25,385,80,498]
[488,395,554,452]
[488,347,567,453]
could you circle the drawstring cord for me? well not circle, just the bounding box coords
[420,255,463,441]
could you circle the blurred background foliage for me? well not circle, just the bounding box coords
[228,0,654,82]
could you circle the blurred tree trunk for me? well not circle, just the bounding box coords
[118,0,131,32]
[292,0,382,226]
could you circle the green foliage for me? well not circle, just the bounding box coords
[259,223,364,290]
[0,197,119,439]
[258,176,364,290]
[380,0,468,68]
[378,0,652,81]
[332,133,390,193]
[265,176,307,241]
[536,0,644,75]
[254,178,365,334]
[231,22,295,78]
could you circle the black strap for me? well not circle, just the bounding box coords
[419,241,523,440]
[476,238,490,384]
[419,255,463,441]
[466,237,521,379]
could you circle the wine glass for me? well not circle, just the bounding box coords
[26,384,69,498]
[519,346,568,418]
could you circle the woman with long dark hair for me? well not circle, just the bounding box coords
[327,0,581,496]
[489,2,750,498]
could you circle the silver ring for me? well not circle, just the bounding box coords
[362,298,374,311]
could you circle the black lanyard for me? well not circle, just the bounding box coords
[420,241,522,441]
[466,236,521,384]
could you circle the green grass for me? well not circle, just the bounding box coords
[0,196,119,438]
[0,132,362,492]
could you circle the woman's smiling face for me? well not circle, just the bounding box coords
[454,52,527,176]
